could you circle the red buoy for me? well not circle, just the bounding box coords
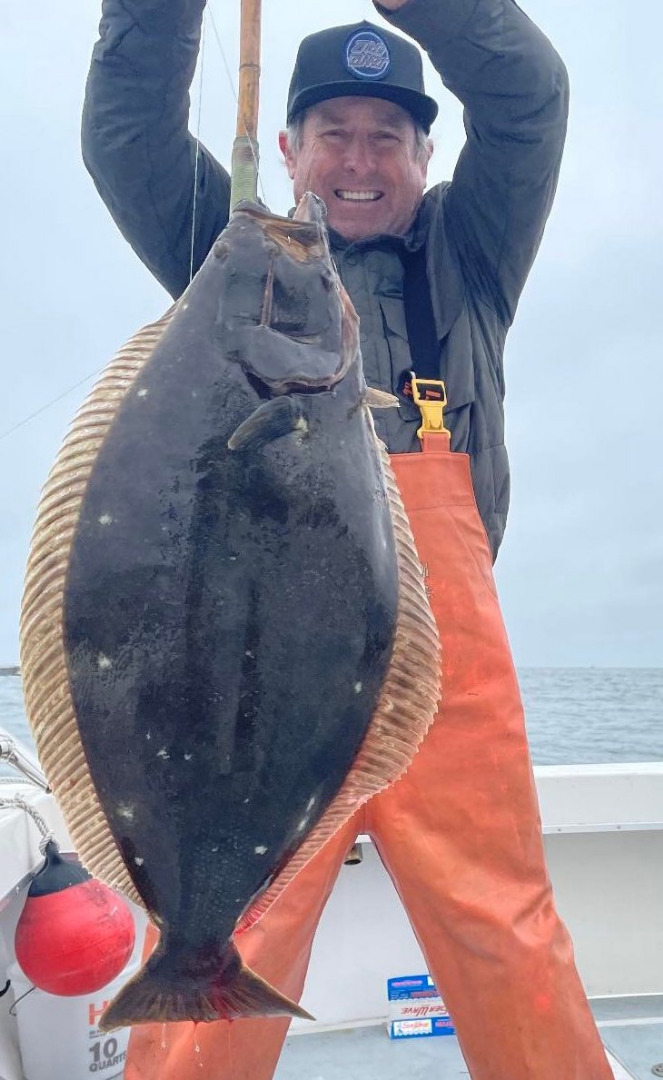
[15,841,135,996]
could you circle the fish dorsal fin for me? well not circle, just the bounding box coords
[20,303,179,911]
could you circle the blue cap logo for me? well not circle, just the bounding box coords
[345,29,391,81]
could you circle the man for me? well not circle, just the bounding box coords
[82,1,614,1077]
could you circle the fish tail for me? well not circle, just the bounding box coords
[99,940,313,1032]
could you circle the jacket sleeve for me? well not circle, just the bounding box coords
[376,0,569,327]
[81,0,230,299]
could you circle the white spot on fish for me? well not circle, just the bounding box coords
[134,856,144,867]
[184,753,193,761]
[98,654,112,670]
[146,732,152,740]
[211,846,219,853]
[243,798,250,804]
[157,748,170,760]
[354,682,363,694]
[306,796,316,812]
[245,651,254,659]
[137,388,148,398]
[117,804,135,820]
[98,514,113,526]
[254,845,268,856]
[297,818,308,833]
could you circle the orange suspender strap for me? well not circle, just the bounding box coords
[410,375,451,453]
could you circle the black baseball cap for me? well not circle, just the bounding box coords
[287,21,438,134]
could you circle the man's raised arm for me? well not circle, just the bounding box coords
[377,0,569,326]
[82,0,231,299]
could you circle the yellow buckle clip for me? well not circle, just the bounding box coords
[410,375,449,439]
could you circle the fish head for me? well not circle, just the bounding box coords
[215,197,360,399]
[214,197,373,452]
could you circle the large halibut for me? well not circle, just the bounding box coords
[19,195,440,1031]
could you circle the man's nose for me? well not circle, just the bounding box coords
[342,136,377,173]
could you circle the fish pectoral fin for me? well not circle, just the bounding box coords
[98,941,314,1030]
[365,387,399,409]
[228,397,306,452]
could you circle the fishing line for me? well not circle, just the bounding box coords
[2,5,265,443]
[206,3,268,206]
[0,368,106,444]
[189,12,207,284]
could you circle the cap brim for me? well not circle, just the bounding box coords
[288,82,438,134]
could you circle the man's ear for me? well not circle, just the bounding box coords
[278,130,296,179]
[419,137,434,185]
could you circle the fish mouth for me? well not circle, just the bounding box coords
[246,371,332,399]
[247,261,350,397]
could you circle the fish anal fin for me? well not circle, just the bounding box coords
[236,442,441,934]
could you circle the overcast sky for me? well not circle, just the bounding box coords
[1,0,661,668]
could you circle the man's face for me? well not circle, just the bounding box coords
[279,97,432,242]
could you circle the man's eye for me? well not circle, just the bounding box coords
[375,132,400,144]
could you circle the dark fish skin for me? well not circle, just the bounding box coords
[61,200,400,1028]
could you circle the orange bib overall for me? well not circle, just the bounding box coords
[126,433,613,1080]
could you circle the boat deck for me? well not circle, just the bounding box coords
[275,997,663,1080]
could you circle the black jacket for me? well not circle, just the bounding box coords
[81,0,569,558]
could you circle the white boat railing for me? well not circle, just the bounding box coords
[1,749,662,1032]
[0,730,47,791]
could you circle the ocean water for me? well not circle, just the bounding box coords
[1,667,662,767]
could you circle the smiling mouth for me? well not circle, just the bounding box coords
[334,190,383,203]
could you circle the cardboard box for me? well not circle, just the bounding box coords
[387,974,455,1039]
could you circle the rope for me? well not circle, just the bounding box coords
[10,986,37,1016]
[0,795,54,853]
